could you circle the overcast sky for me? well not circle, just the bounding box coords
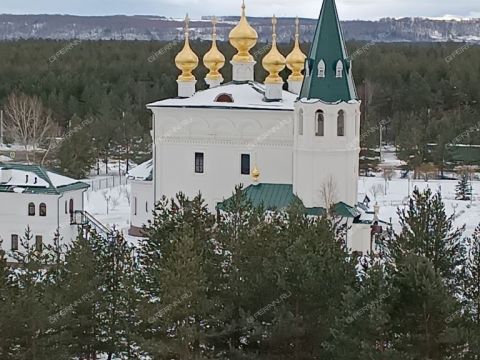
[0,0,479,20]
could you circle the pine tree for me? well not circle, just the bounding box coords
[6,229,66,359]
[0,240,14,358]
[463,225,480,357]
[51,232,103,359]
[139,193,219,359]
[92,230,140,359]
[56,114,96,179]
[393,188,466,292]
[456,174,472,201]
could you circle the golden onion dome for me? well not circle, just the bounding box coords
[229,1,258,63]
[262,15,286,84]
[251,164,260,182]
[203,17,225,81]
[175,14,199,82]
[286,17,306,81]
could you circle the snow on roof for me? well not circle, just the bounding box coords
[0,155,12,162]
[147,82,297,111]
[127,159,153,181]
[0,168,50,187]
[47,171,80,187]
[0,163,90,194]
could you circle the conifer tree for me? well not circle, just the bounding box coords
[51,232,103,359]
[392,188,466,292]
[388,254,463,359]
[139,193,219,359]
[6,229,65,359]
[57,114,96,179]
[463,225,480,357]
[92,230,140,359]
[456,174,472,201]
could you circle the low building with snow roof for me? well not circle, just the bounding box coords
[0,163,89,258]
[127,159,153,236]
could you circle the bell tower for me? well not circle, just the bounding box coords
[293,0,361,209]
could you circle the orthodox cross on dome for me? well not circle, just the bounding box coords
[272,15,277,41]
[184,13,190,35]
[212,15,217,32]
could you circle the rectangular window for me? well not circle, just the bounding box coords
[195,152,204,174]
[35,236,43,252]
[241,154,250,175]
[11,235,19,251]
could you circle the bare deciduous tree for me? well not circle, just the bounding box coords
[370,183,385,201]
[320,176,338,213]
[4,92,57,164]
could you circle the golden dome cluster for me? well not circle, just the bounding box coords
[175,14,199,82]
[174,4,306,85]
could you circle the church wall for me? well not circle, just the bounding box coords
[151,107,295,209]
[293,100,361,208]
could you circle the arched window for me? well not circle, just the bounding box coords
[28,202,35,216]
[315,110,324,137]
[317,59,326,78]
[39,203,47,217]
[214,93,234,103]
[145,201,148,213]
[298,109,304,135]
[134,197,137,216]
[337,110,345,136]
[64,200,67,214]
[336,60,344,78]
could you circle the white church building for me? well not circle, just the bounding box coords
[0,163,90,259]
[130,0,374,252]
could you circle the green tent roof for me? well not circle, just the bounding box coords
[0,163,89,195]
[299,0,357,102]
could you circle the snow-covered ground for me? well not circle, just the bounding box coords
[358,175,480,237]
[84,147,480,242]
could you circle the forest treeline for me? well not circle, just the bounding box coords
[0,40,478,176]
[0,187,479,359]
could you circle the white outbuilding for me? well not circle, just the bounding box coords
[0,163,89,258]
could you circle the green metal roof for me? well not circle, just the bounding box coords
[334,202,361,218]
[299,0,357,102]
[217,183,330,216]
[0,163,89,195]
[217,184,361,219]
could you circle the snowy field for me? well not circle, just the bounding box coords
[358,175,480,237]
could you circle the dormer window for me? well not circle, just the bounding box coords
[336,60,344,78]
[317,59,326,78]
[215,93,234,103]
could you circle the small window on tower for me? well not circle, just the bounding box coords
[337,110,345,136]
[315,110,324,137]
[317,59,326,78]
[195,152,204,174]
[299,109,304,135]
[241,154,250,175]
[336,60,344,78]
[214,93,234,103]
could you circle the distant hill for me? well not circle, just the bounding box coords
[0,14,479,43]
